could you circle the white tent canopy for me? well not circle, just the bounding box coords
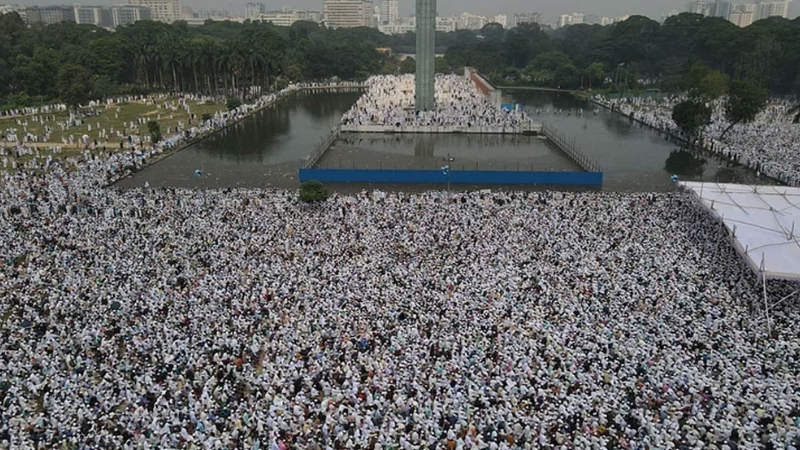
[680,182,800,281]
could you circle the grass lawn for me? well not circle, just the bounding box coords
[0,98,225,151]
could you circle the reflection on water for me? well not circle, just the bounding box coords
[414,134,436,158]
[115,91,361,189]
[509,90,772,191]
[197,106,290,164]
[322,132,580,172]
[664,150,706,177]
[116,89,775,192]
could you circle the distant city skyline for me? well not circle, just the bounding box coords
[5,0,798,23]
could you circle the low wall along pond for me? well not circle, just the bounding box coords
[299,168,603,186]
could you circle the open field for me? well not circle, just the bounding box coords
[0,98,225,150]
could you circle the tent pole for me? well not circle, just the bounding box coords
[755,288,800,323]
[763,273,770,337]
[761,252,771,337]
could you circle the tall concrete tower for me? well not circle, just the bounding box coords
[415,0,436,111]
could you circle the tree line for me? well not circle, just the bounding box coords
[0,12,799,110]
[446,14,800,96]
[0,14,392,109]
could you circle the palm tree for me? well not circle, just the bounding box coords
[195,36,218,95]
[160,39,184,92]
[220,42,245,97]
[208,40,224,96]
[215,51,231,96]
[183,38,203,93]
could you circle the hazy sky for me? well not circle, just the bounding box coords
[18,0,799,22]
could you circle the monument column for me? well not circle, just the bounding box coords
[415,0,436,111]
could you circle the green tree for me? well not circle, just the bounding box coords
[686,62,711,90]
[57,63,92,111]
[4,9,800,109]
[147,121,162,143]
[505,23,551,68]
[527,51,572,73]
[299,180,329,203]
[400,57,415,74]
[659,13,705,65]
[698,70,730,100]
[672,99,712,141]
[285,63,303,81]
[553,64,580,89]
[434,57,449,74]
[226,97,242,110]
[721,80,767,139]
[607,16,661,68]
[584,62,605,89]
[91,75,119,100]
[553,24,609,70]
[479,22,505,42]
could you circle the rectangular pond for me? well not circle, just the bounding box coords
[114,91,362,190]
[115,89,771,192]
[319,133,580,172]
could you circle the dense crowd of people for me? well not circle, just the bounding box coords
[592,95,800,185]
[341,75,530,131]
[0,85,798,450]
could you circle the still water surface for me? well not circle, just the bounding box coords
[115,91,361,190]
[510,90,768,191]
[116,89,769,192]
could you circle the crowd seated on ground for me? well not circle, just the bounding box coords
[341,75,529,130]
[0,87,798,450]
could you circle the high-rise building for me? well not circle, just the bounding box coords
[127,0,181,23]
[303,10,324,22]
[378,18,412,34]
[260,10,299,26]
[73,5,114,27]
[258,9,322,26]
[112,5,151,26]
[415,0,435,111]
[25,6,76,24]
[436,16,457,32]
[729,9,755,25]
[713,1,732,18]
[558,14,573,27]
[571,13,584,24]
[685,0,789,21]
[323,0,374,28]
[194,9,228,19]
[514,13,544,27]
[753,0,791,19]
[513,12,543,26]
[0,5,26,21]
[457,12,487,30]
[685,0,731,17]
[378,16,456,34]
[686,1,711,14]
[490,14,507,28]
[245,2,265,19]
[379,0,398,24]
[583,14,601,24]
